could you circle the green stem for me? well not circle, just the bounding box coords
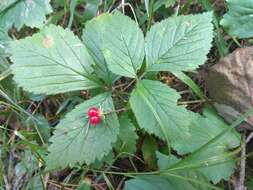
[147,0,154,30]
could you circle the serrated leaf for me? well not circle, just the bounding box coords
[115,114,137,155]
[102,12,145,78]
[153,152,214,190]
[173,111,239,183]
[83,14,118,85]
[145,12,213,72]
[156,152,179,170]
[220,0,253,38]
[174,110,240,154]
[130,79,240,183]
[11,25,100,95]
[157,109,240,183]
[168,141,237,184]
[124,174,212,190]
[189,146,236,184]
[46,93,119,169]
[130,79,191,151]
[0,0,52,30]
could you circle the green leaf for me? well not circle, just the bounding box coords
[77,182,91,190]
[155,153,216,190]
[83,14,118,85]
[142,136,158,169]
[156,152,179,170]
[130,79,191,151]
[115,114,138,155]
[0,28,9,55]
[167,141,237,184]
[0,0,52,30]
[185,145,236,184]
[0,0,17,12]
[124,175,182,190]
[35,115,51,143]
[174,109,240,154]
[81,0,100,22]
[157,109,240,183]
[124,174,213,190]
[172,71,206,100]
[68,0,78,28]
[130,79,240,183]
[46,93,120,170]
[172,110,240,183]
[90,151,114,169]
[102,12,145,78]
[11,25,100,95]
[154,0,177,9]
[145,12,213,72]
[220,0,253,38]
[144,0,150,17]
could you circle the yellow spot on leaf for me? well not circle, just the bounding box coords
[42,35,54,48]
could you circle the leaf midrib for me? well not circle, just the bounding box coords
[148,18,209,70]
[18,43,100,86]
[136,82,170,146]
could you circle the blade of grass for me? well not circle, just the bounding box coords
[0,68,11,81]
[172,71,207,101]
[68,0,78,29]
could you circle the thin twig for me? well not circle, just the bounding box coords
[236,133,246,190]
[234,131,253,190]
[3,174,11,190]
[111,2,138,24]
[246,131,253,143]
[177,99,207,105]
[122,79,136,91]
[122,0,125,14]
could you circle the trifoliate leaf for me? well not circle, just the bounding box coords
[221,0,253,39]
[130,79,191,151]
[102,12,145,78]
[145,12,213,72]
[46,93,120,170]
[115,114,138,155]
[0,0,52,30]
[83,14,118,85]
[11,25,100,95]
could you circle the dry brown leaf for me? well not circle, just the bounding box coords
[206,47,253,129]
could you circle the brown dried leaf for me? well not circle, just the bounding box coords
[206,47,253,129]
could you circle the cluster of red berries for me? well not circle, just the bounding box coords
[87,107,102,126]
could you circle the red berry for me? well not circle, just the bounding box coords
[87,107,99,117]
[90,115,101,126]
